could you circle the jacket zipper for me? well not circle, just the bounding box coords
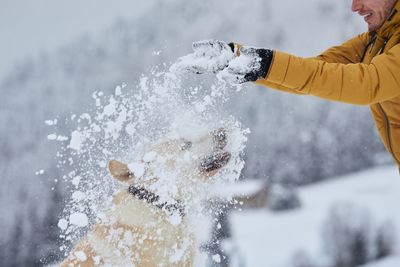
[361,35,376,60]
[377,103,400,165]
[362,37,399,165]
[375,42,400,165]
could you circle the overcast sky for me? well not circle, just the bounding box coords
[0,0,155,80]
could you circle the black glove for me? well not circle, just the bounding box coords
[218,46,274,84]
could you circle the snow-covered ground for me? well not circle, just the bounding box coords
[230,165,400,267]
[362,256,400,267]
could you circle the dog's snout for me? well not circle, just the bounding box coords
[213,128,227,149]
[200,151,231,173]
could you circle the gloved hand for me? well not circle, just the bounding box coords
[170,40,236,74]
[218,46,274,84]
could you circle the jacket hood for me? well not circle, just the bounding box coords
[375,0,400,38]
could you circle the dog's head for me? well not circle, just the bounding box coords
[108,128,231,201]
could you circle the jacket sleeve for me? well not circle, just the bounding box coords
[256,43,400,105]
[310,32,370,63]
[255,33,370,95]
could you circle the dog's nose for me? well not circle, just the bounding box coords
[200,151,231,173]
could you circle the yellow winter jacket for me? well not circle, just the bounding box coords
[256,0,400,166]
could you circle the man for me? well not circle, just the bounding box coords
[176,0,400,168]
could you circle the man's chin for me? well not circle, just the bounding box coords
[368,23,379,32]
[367,19,386,32]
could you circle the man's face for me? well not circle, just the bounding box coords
[352,0,396,31]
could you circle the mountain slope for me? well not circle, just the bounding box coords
[231,165,400,267]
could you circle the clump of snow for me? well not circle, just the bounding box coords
[47,134,57,140]
[74,251,87,262]
[212,254,221,263]
[170,40,235,74]
[35,169,45,175]
[45,119,58,126]
[72,176,81,187]
[48,134,69,142]
[69,212,89,227]
[69,131,84,151]
[115,85,122,96]
[58,219,69,231]
[56,135,69,141]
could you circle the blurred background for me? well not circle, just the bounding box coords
[1,0,399,266]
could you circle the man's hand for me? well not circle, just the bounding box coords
[218,46,273,84]
[170,40,236,74]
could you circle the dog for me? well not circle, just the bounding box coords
[61,128,231,266]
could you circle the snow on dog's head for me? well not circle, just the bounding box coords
[108,128,231,204]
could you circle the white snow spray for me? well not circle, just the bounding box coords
[47,52,249,264]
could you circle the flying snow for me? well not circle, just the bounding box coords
[47,46,249,261]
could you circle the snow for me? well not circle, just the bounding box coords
[210,179,265,198]
[71,191,86,202]
[102,99,117,116]
[45,119,57,126]
[69,212,89,227]
[170,40,235,74]
[47,134,57,140]
[56,135,69,141]
[230,165,400,267]
[114,85,122,96]
[212,254,221,263]
[57,219,69,231]
[362,256,400,267]
[169,247,186,263]
[74,251,87,262]
[93,256,101,265]
[71,176,81,187]
[143,151,157,162]
[127,162,146,177]
[69,131,84,151]
[168,212,182,226]
[218,47,262,84]
[35,170,45,175]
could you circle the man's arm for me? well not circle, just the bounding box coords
[256,44,400,105]
[253,33,370,95]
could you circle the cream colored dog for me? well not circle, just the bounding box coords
[61,128,231,266]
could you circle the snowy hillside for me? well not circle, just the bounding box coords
[230,165,400,267]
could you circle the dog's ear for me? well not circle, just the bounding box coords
[108,160,133,182]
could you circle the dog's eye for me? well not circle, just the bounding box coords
[200,151,231,173]
[180,141,192,151]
